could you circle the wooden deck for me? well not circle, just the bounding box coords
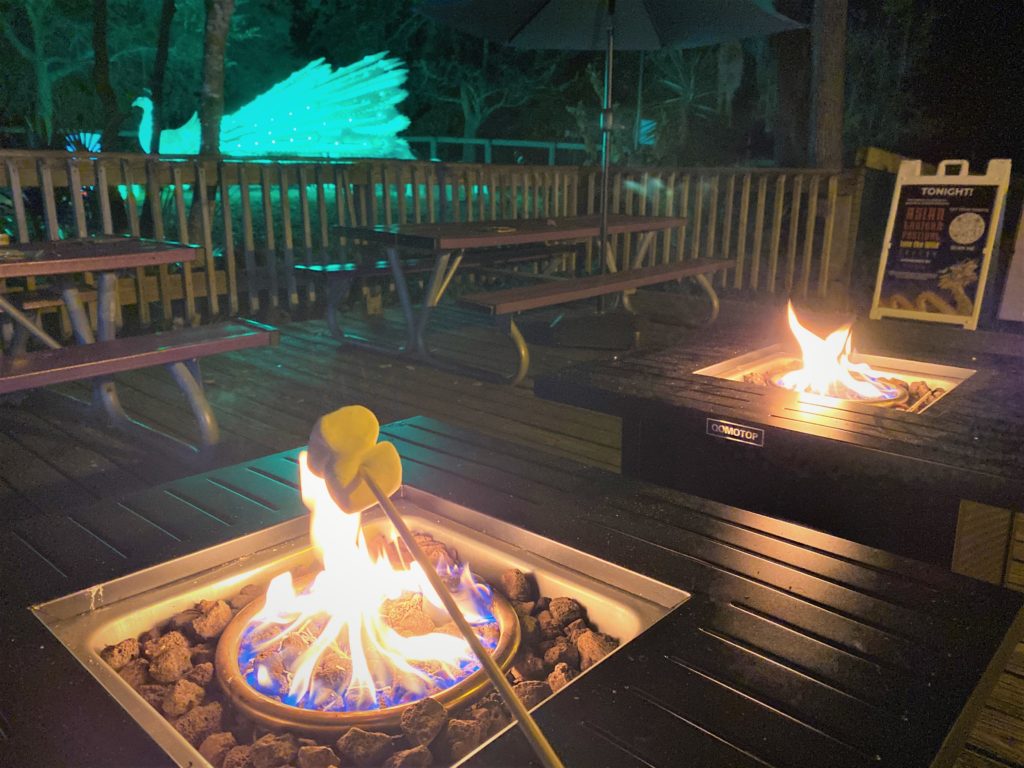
[0,299,1021,768]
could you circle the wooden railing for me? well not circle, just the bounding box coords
[0,151,863,332]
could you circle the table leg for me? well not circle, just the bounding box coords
[692,272,721,325]
[325,272,355,343]
[414,250,463,355]
[0,294,62,350]
[86,273,132,425]
[387,246,418,353]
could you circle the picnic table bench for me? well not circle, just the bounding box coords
[0,237,278,452]
[308,216,731,384]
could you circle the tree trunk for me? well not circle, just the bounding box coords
[772,0,810,167]
[808,0,848,169]
[199,0,235,156]
[150,0,177,154]
[93,0,122,150]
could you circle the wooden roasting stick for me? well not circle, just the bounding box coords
[359,469,565,768]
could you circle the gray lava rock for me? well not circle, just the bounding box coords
[297,745,340,768]
[499,569,533,602]
[185,661,214,687]
[117,657,150,688]
[542,637,580,670]
[509,652,546,683]
[149,644,193,683]
[335,727,399,767]
[563,618,590,643]
[136,683,169,708]
[199,732,237,767]
[100,637,139,670]
[399,697,447,747]
[548,597,584,627]
[223,745,254,768]
[383,745,433,768]
[444,719,486,763]
[229,583,262,610]
[143,630,189,659]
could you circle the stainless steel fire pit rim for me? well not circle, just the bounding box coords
[215,583,521,737]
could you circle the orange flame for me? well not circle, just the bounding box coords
[238,452,495,711]
[776,302,893,400]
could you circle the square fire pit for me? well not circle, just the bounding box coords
[537,313,1023,579]
[33,486,686,767]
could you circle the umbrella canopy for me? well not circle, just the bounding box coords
[419,0,801,51]
[418,0,802,275]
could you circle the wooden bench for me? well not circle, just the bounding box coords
[459,258,734,385]
[0,320,278,452]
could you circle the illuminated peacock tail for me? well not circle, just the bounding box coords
[133,53,414,159]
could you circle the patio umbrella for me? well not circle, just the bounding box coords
[418,0,802,273]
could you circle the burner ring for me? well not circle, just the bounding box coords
[215,574,521,737]
[767,366,910,407]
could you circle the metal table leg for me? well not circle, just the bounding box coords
[414,249,463,355]
[0,294,62,350]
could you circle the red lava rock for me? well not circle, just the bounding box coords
[136,683,169,708]
[229,584,263,610]
[509,652,546,682]
[533,596,550,614]
[513,680,552,709]
[199,732,238,767]
[118,657,150,688]
[144,630,189,659]
[519,615,541,646]
[100,637,140,670]
[576,629,619,670]
[162,678,205,717]
[335,727,399,767]
[511,600,536,619]
[548,597,585,627]
[185,661,215,687]
[467,694,511,737]
[384,745,433,767]
[192,643,216,666]
[444,719,486,762]
[193,599,234,640]
[499,569,534,602]
[563,618,590,643]
[314,650,353,690]
[170,608,203,636]
[149,644,193,683]
[174,701,223,746]
[542,637,580,670]
[399,697,447,746]
[297,744,340,768]
[223,744,254,768]
[251,732,299,768]
[547,662,578,693]
[536,610,561,639]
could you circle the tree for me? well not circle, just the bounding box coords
[150,0,178,154]
[1,0,92,142]
[772,0,811,166]
[93,0,123,148]
[808,0,848,168]
[199,0,235,155]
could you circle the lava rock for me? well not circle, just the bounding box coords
[314,650,353,690]
[191,643,216,666]
[548,597,584,627]
[144,630,189,659]
[509,652,546,682]
[467,694,511,737]
[174,701,223,746]
[547,662,578,693]
[400,697,447,747]
[380,594,435,637]
[473,621,500,647]
[335,727,399,767]
[443,719,486,762]
[251,732,299,768]
[100,637,139,670]
[511,600,536,619]
[576,630,619,670]
[162,678,205,717]
[185,661,215,687]
[193,599,233,640]
[542,637,580,670]
[229,584,262,610]
[499,569,533,602]
[149,644,193,683]
[519,615,541,646]
[137,683,169,709]
[117,657,150,688]
[563,618,590,643]
[513,680,552,709]
[297,745,340,768]
[199,732,237,767]
[384,745,433,768]
[170,608,203,636]
[535,610,561,640]
[223,745,254,768]
[533,596,551,615]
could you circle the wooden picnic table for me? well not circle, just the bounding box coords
[0,237,277,450]
[0,416,1021,767]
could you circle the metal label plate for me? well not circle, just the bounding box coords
[706,418,765,447]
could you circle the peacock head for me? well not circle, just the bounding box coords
[131,94,155,154]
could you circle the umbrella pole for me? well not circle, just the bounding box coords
[598,20,614,281]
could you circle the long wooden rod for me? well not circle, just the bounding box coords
[359,470,564,768]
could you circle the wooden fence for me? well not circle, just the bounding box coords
[0,150,864,331]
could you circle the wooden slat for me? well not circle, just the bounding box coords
[145,159,173,320]
[768,174,786,292]
[749,175,768,290]
[277,165,299,309]
[260,165,280,308]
